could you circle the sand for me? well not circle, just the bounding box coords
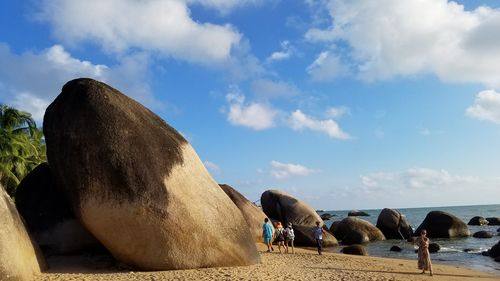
[35,244,498,281]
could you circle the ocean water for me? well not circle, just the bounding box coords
[319,204,500,275]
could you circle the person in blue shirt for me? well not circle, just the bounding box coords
[262,218,274,252]
[313,221,326,255]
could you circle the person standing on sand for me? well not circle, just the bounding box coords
[262,218,274,252]
[285,222,295,254]
[274,222,286,253]
[313,221,326,255]
[416,229,433,276]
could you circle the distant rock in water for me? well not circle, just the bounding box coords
[1,184,46,281]
[415,211,470,238]
[390,245,402,252]
[468,216,489,226]
[342,245,368,256]
[497,227,500,233]
[489,240,500,258]
[486,217,500,225]
[219,184,271,242]
[261,189,337,247]
[43,78,259,270]
[320,213,333,221]
[429,243,440,253]
[348,210,370,216]
[331,217,385,245]
[376,208,413,240]
[15,163,105,255]
[473,231,493,239]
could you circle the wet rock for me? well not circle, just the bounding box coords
[390,245,402,252]
[467,216,489,226]
[486,217,500,225]
[472,231,493,239]
[342,245,368,256]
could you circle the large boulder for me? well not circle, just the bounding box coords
[15,163,104,255]
[486,217,500,225]
[1,184,46,281]
[219,184,270,242]
[376,208,413,239]
[43,78,259,270]
[468,216,489,226]
[415,211,470,238]
[331,217,385,245]
[260,189,337,246]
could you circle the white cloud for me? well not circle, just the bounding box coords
[466,89,500,124]
[326,106,350,119]
[306,51,348,81]
[267,40,294,62]
[204,160,222,174]
[360,168,476,190]
[270,160,317,179]
[251,78,299,100]
[305,0,500,87]
[225,88,279,130]
[36,0,242,65]
[189,0,265,14]
[289,110,351,139]
[0,43,158,125]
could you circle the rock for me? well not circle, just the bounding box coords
[348,210,370,216]
[376,208,413,240]
[472,231,493,239]
[331,217,385,245]
[463,248,473,253]
[342,245,368,256]
[497,227,500,232]
[414,211,470,238]
[261,189,337,247]
[15,163,105,255]
[43,78,259,270]
[489,240,500,258]
[390,245,402,252]
[495,257,500,262]
[468,216,489,226]
[1,184,46,281]
[219,184,271,242]
[482,251,490,256]
[428,243,440,253]
[320,213,333,221]
[486,217,500,225]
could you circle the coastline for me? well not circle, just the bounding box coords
[35,243,498,281]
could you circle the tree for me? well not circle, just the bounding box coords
[0,104,46,197]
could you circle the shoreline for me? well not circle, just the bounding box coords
[35,243,498,281]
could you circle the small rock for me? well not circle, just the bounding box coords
[473,231,493,238]
[390,245,402,252]
[481,251,490,256]
[486,217,500,225]
[342,245,368,256]
[467,216,489,226]
[429,243,440,253]
[495,257,500,262]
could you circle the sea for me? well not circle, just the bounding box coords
[318,204,500,275]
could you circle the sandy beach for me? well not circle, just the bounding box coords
[35,243,498,281]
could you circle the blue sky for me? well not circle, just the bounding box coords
[1,0,500,210]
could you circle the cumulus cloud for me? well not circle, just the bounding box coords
[36,0,242,65]
[306,51,349,81]
[305,0,500,87]
[466,89,500,124]
[251,78,299,100]
[189,0,265,15]
[266,40,294,62]
[270,160,318,179]
[289,110,351,139]
[0,43,158,125]
[326,106,350,119]
[225,88,279,130]
[360,168,476,190]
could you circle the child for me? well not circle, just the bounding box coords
[285,222,295,253]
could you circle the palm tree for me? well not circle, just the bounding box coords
[0,104,46,197]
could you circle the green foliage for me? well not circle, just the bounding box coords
[0,104,46,197]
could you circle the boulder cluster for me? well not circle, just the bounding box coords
[1,78,260,280]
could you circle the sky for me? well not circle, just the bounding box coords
[1,0,500,210]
